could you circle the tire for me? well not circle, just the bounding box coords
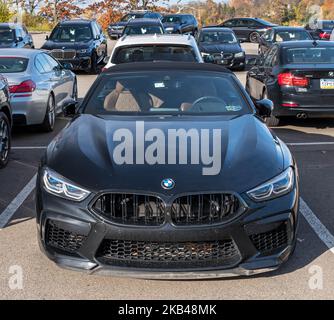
[72,79,78,101]
[263,91,280,127]
[0,111,11,169]
[40,94,56,132]
[249,32,260,43]
[90,51,99,74]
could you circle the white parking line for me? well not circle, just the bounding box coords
[300,197,334,255]
[287,142,334,146]
[0,174,37,229]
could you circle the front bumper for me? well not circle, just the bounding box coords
[60,56,92,71]
[108,29,123,39]
[36,173,299,279]
[212,55,246,70]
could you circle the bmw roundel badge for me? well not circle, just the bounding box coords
[161,178,175,190]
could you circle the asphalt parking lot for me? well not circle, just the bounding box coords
[0,34,334,299]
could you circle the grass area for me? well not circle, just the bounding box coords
[27,25,53,32]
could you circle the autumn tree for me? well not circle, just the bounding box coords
[0,0,12,23]
[39,0,83,22]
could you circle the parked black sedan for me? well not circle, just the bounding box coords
[108,11,163,39]
[198,27,246,70]
[259,27,312,56]
[246,41,334,126]
[220,17,276,43]
[122,18,164,36]
[162,14,198,36]
[41,19,107,74]
[0,74,11,168]
[0,23,34,48]
[36,62,299,279]
[305,20,334,40]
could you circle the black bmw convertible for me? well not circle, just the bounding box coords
[36,62,299,279]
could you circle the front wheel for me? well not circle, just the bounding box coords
[263,91,280,127]
[40,94,56,132]
[249,32,260,43]
[0,111,11,168]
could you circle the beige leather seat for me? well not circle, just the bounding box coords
[104,82,153,112]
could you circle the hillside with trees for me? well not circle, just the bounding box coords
[0,0,333,30]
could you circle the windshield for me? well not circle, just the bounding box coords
[322,21,334,30]
[162,16,181,23]
[121,13,145,22]
[200,31,237,44]
[113,45,199,64]
[123,25,164,35]
[0,28,15,43]
[257,19,275,26]
[50,25,93,42]
[275,30,311,42]
[285,47,334,64]
[0,57,28,73]
[83,71,250,116]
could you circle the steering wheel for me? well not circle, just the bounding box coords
[188,96,227,112]
[0,65,8,70]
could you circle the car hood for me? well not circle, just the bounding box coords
[109,22,127,28]
[41,40,93,50]
[199,43,242,54]
[46,114,284,195]
[163,23,180,29]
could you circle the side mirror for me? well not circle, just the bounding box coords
[45,35,49,40]
[61,62,74,70]
[62,98,78,117]
[103,56,110,64]
[203,54,214,63]
[16,36,23,42]
[255,99,273,118]
[96,35,101,40]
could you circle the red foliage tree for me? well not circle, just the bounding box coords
[39,0,83,22]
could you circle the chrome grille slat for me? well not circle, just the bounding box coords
[51,49,76,60]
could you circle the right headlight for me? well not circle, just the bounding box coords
[247,167,294,202]
[42,168,91,202]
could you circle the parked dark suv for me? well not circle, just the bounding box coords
[305,20,334,40]
[41,19,107,74]
[0,74,11,168]
[0,23,34,48]
[221,18,276,43]
[108,11,163,39]
[162,14,198,36]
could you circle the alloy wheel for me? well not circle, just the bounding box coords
[0,118,9,162]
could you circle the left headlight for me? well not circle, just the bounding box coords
[42,168,91,202]
[247,167,294,202]
[234,51,245,58]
